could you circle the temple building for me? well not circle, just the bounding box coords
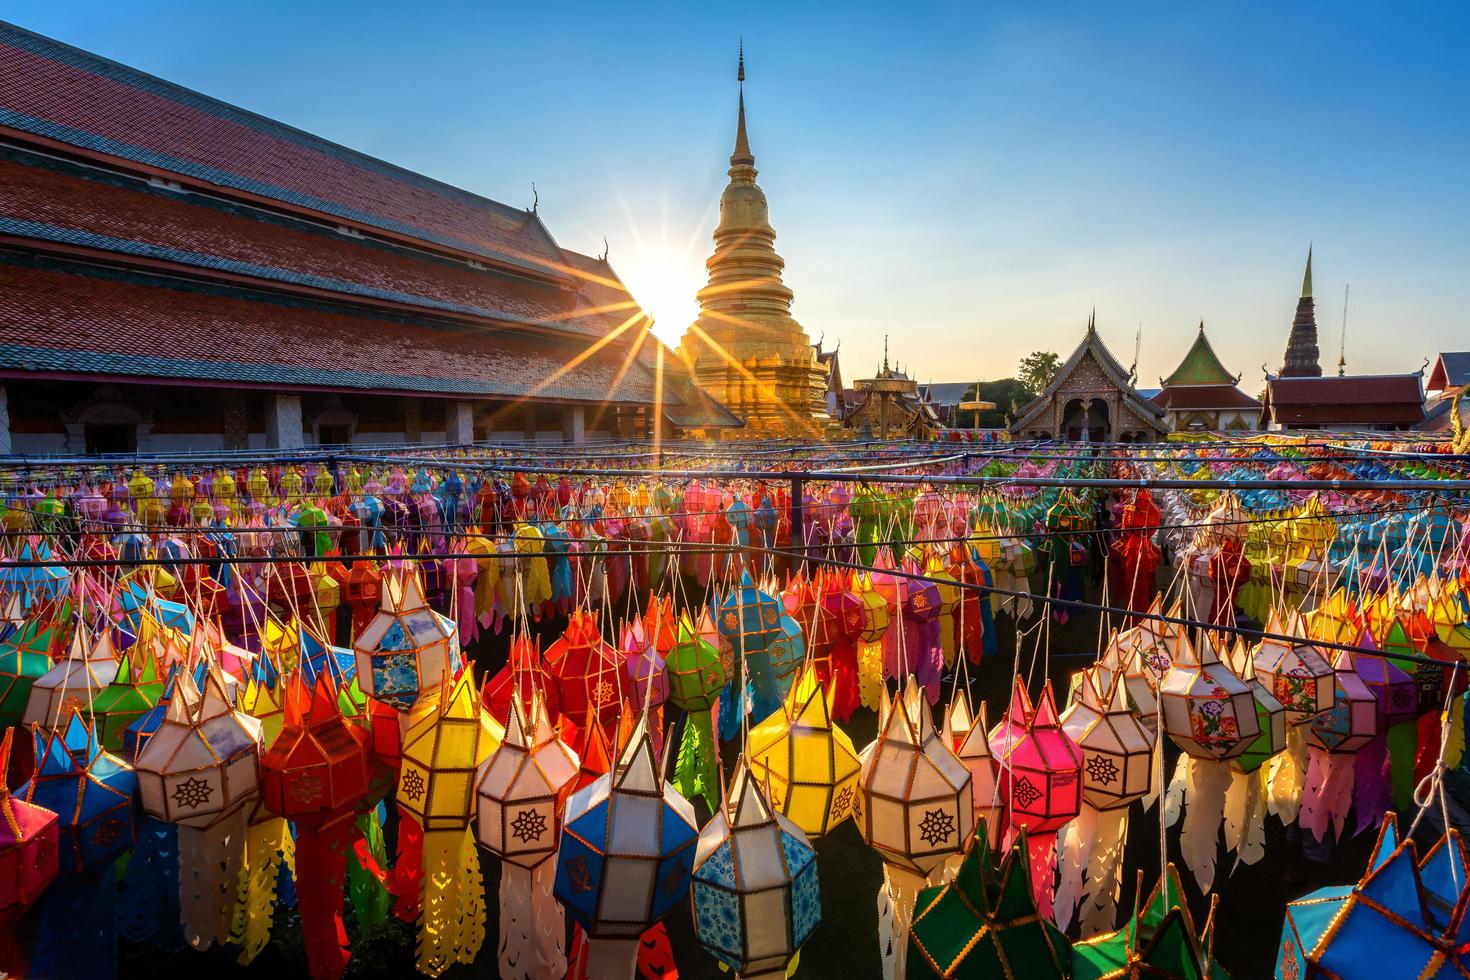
[1280,247,1323,377]
[1420,351,1470,431]
[1010,315,1169,442]
[0,21,737,454]
[1150,323,1261,431]
[676,50,831,438]
[1261,374,1424,431]
[840,340,940,439]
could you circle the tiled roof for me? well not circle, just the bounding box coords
[1011,321,1168,433]
[0,257,667,404]
[1151,384,1261,410]
[919,382,974,406]
[0,155,629,339]
[0,21,566,277]
[1263,375,1424,426]
[1428,352,1470,392]
[1161,327,1237,386]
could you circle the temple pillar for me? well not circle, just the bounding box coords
[450,401,475,445]
[0,384,10,455]
[561,405,586,444]
[266,393,304,450]
[403,398,423,443]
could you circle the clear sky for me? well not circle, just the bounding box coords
[13,1,1469,388]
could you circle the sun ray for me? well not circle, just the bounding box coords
[683,321,823,438]
[484,311,645,429]
[589,324,655,432]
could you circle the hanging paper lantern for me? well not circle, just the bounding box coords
[353,569,461,712]
[667,612,729,813]
[691,765,820,979]
[907,818,1071,980]
[1280,812,1470,980]
[397,669,501,977]
[546,609,622,748]
[1252,610,1336,724]
[133,664,263,949]
[935,699,992,853]
[718,571,784,722]
[555,716,698,980]
[857,681,973,977]
[1072,864,1227,979]
[1159,630,1260,762]
[476,687,579,980]
[90,645,165,752]
[0,616,60,727]
[22,624,120,728]
[1056,668,1156,935]
[746,665,863,839]
[0,726,59,971]
[988,678,1082,920]
[20,708,137,874]
[260,674,372,980]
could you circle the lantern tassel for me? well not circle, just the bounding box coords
[1300,744,1355,847]
[1222,767,1267,868]
[178,805,249,950]
[1053,807,1094,933]
[348,808,391,932]
[1352,734,1392,837]
[1025,831,1059,922]
[674,709,721,813]
[1073,807,1129,937]
[877,863,926,980]
[117,816,181,945]
[1266,725,1309,824]
[498,864,535,979]
[233,812,293,964]
[295,819,357,980]
[858,640,884,711]
[530,859,568,980]
[1177,756,1232,894]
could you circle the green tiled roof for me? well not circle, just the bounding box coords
[1163,325,1236,386]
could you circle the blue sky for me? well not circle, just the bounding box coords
[12,1,1469,387]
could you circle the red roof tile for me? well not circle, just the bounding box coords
[1151,384,1261,410]
[0,259,663,403]
[0,157,633,338]
[0,23,565,275]
[1263,375,1424,426]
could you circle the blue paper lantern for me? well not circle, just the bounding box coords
[19,709,138,874]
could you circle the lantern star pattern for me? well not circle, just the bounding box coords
[133,664,263,949]
[1056,667,1155,935]
[907,818,1072,980]
[692,766,820,980]
[476,689,579,980]
[555,715,698,980]
[858,681,973,977]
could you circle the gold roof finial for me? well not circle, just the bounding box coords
[732,41,754,168]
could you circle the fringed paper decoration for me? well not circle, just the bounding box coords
[397,670,502,977]
[20,710,137,980]
[0,727,59,975]
[989,678,1082,920]
[1280,812,1470,979]
[1056,667,1154,935]
[261,674,372,980]
[667,612,728,813]
[691,765,820,979]
[857,681,973,975]
[1220,639,1285,871]
[116,816,181,948]
[813,571,866,723]
[746,665,863,839]
[855,573,890,712]
[133,664,262,949]
[555,716,698,980]
[231,801,294,966]
[1300,648,1380,850]
[476,689,578,980]
[907,818,1071,980]
[514,523,553,614]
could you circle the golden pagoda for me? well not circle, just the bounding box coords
[677,47,832,438]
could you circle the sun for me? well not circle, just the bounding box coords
[616,245,704,348]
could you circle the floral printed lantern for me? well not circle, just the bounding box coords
[476,689,578,980]
[133,665,263,948]
[555,716,698,980]
[691,765,820,980]
[1252,610,1336,724]
[1121,597,1190,685]
[1159,631,1260,762]
[745,665,863,839]
[352,569,460,712]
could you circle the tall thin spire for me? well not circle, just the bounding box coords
[883,334,890,372]
[1281,245,1322,377]
[731,41,754,168]
[1301,244,1313,299]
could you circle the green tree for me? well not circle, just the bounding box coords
[1018,351,1061,394]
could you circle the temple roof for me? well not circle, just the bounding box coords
[1010,316,1168,433]
[1427,352,1470,392]
[1262,374,1423,427]
[1151,384,1260,411]
[0,20,570,281]
[1161,323,1238,386]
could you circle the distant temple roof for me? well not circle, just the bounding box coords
[1261,374,1423,427]
[1161,323,1239,387]
[1151,384,1260,411]
[919,382,973,406]
[1427,352,1470,392]
[1011,314,1167,433]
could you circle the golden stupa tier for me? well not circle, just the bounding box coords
[677,55,833,439]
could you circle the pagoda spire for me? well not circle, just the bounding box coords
[1281,245,1322,377]
[731,42,754,168]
